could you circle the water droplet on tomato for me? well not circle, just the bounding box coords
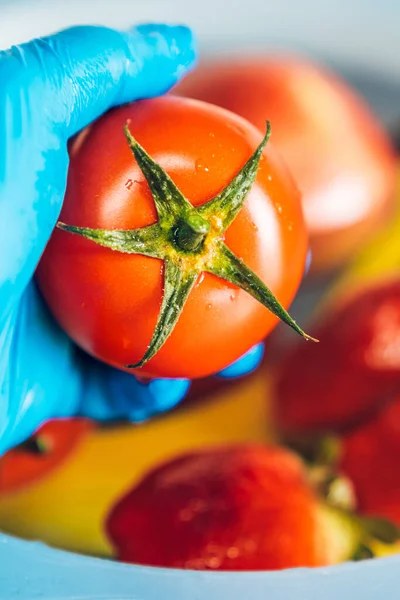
[197,272,205,285]
[206,303,212,310]
[195,159,210,173]
[125,179,134,190]
[230,293,236,301]
[206,556,221,569]
[268,175,272,181]
[179,508,192,522]
[251,222,258,231]
[288,222,294,232]
[276,203,283,214]
[226,546,240,559]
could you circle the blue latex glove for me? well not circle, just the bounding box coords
[0,24,263,456]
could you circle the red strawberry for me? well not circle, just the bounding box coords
[339,394,400,525]
[274,279,400,435]
[106,444,360,570]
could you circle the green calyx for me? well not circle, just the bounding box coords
[15,435,48,455]
[341,509,400,561]
[298,436,400,562]
[58,119,317,369]
[318,502,400,565]
[173,213,210,253]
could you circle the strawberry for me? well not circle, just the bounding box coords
[106,444,363,570]
[339,394,400,526]
[274,279,400,436]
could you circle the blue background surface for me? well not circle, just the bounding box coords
[1,532,400,599]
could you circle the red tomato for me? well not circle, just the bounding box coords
[174,57,396,274]
[340,396,400,525]
[37,96,307,379]
[0,419,93,494]
[274,279,400,435]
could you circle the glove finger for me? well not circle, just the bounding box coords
[73,355,190,423]
[0,283,82,456]
[0,24,196,315]
[0,281,190,456]
[217,343,264,379]
[39,24,197,138]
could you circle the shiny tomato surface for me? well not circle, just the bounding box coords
[174,58,396,273]
[340,396,400,525]
[37,96,307,378]
[274,279,400,434]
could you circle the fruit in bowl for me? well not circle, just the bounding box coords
[339,395,400,527]
[274,278,400,436]
[0,419,93,494]
[106,444,399,570]
[174,56,397,274]
[36,96,311,380]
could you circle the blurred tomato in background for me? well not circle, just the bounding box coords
[175,57,396,274]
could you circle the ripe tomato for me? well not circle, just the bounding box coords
[174,57,396,274]
[0,419,93,494]
[37,96,307,379]
[339,396,400,526]
[274,278,400,435]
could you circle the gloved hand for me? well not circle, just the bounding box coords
[0,24,264,456]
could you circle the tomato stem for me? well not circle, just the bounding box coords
[198,120,272,230]
[206,242,318,342]
[57,121,316,369]
[173,213,210,253]
[15,435,49,454]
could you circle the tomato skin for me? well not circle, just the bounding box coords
[174,57,396,274]
[274,279,400,435]
[339,397,400,526]
[36,96,307,379]
[0,419,93,493]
